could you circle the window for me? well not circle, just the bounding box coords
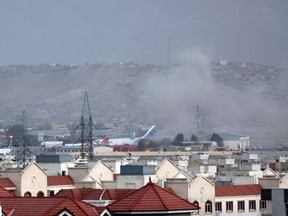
[37,191,44,197]
[215,202,222,212]
[193,201,199,213]
[226,201,233,212]
[48,190,55,197]
[249,200,256,211]
[205,200,212,213]
[24,191,31,197]
[261,189,271,200]
[238,201,245,211]
[260,200,266,210]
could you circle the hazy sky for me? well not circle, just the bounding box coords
[0,0,287,68]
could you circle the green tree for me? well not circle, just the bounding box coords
[172,133,184,146]
[138,139,146,151]
[190,134,199,142]
[210,132,224,147]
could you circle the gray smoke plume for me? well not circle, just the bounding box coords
[140,48,288,145]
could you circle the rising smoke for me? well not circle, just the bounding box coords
[140,48,288,145]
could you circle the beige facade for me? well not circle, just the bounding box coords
[156,158,180,186]
[68,166,90,181]
[88,161,114,183]
[258,167,281,188]
[68,161,114,189]
[189,176,215,216]
[0,163,47,197]
[167,176,215,216]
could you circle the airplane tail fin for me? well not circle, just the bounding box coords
[94,136,110,146]
[100,136,110,145]
[139,125,156,139]
[7,136,13,149]
[130,129,137,140]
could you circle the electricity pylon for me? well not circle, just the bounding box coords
[76,91,95,161]
[14,111,33,169]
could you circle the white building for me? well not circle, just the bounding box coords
[215,184,266,216]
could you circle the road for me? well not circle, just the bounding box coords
[94,150,238,157]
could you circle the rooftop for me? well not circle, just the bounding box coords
[47,175,74,186]
[107,178,199,214]
[0,197,100,216]
[216,184,261,197]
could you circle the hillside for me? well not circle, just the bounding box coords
[0,61,287,145]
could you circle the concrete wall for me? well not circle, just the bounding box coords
[189,177,215,216]
[38,162,74,176]
[68,166,89,181]
[21,164,47,197]
[233,176,256,185]
[215,195,261,216]
[156,159,179,180]
[0,170,21,196]
[258,178,280,188]
[116,175,156,189]
[166,179,189,200]
[272,189,285,216]
[102,160,128,174]
[89,161,114,182]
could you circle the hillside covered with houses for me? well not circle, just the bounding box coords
[0,61,287,147]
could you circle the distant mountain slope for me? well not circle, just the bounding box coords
[0,61,287,143]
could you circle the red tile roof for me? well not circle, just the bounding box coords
[0,177,16,188]
[0,186,16,197]
[107,178,199,214]
[2,207,14,216]
[216,184,261,197]
[107,189,135,200]
[55,188,135,201]
[0,197,100,216]
[47,175,74,186]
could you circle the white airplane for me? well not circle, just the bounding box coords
[0,148,12,155]
[40,141,64,149]
[58,136,110,148]
[96,125,156,146]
